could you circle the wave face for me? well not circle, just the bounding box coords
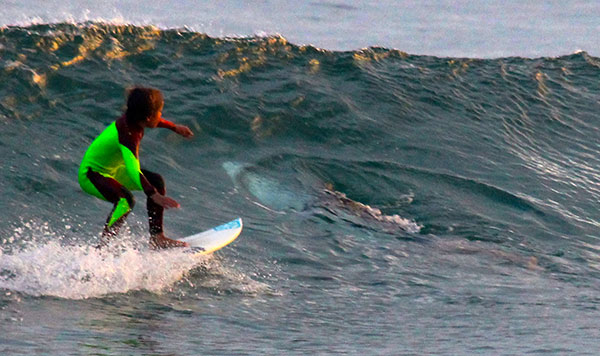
[2,24,600,354]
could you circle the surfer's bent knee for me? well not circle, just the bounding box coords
[107,194,134,228]
[120,187,135,209]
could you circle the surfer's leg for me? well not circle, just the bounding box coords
[86,168,135,245]
[141,169,165,236]
[142,169,187,249]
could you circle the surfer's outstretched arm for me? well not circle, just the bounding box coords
[158,118,194,138]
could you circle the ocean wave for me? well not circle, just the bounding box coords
[2,22,600,290]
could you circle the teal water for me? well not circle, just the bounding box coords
[1,24,600,354]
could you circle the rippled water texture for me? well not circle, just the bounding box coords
[1,24,600,354]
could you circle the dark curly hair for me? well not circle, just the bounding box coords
[125,87,164,123]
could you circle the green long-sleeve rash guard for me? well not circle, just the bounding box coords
[79,115,177,196]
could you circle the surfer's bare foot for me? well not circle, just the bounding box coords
[150,233,188,249]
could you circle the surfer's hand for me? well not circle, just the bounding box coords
[150,193,180,209]
[174,124,193,138]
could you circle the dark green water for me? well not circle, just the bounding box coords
[1,23,600,355]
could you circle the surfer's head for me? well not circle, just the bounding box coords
[125,87,164,127]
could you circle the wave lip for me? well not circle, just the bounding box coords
[2,0,598,59]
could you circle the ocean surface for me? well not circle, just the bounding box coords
[2,0,599,58]
[1,5,600,356]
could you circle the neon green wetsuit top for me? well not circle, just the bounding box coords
[79,115,176,228]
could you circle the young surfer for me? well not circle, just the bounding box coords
[78,87,192,249]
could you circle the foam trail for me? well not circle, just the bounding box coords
[0,240,205,300]
[322,189,422,233]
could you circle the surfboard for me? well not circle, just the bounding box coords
[176,218,243,255]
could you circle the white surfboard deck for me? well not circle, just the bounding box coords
[176,218,243,255]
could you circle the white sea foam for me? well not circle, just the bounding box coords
[0,235,206,300]
[0,219,268,299]
[364,205,422,234]
[323,189,422,233]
